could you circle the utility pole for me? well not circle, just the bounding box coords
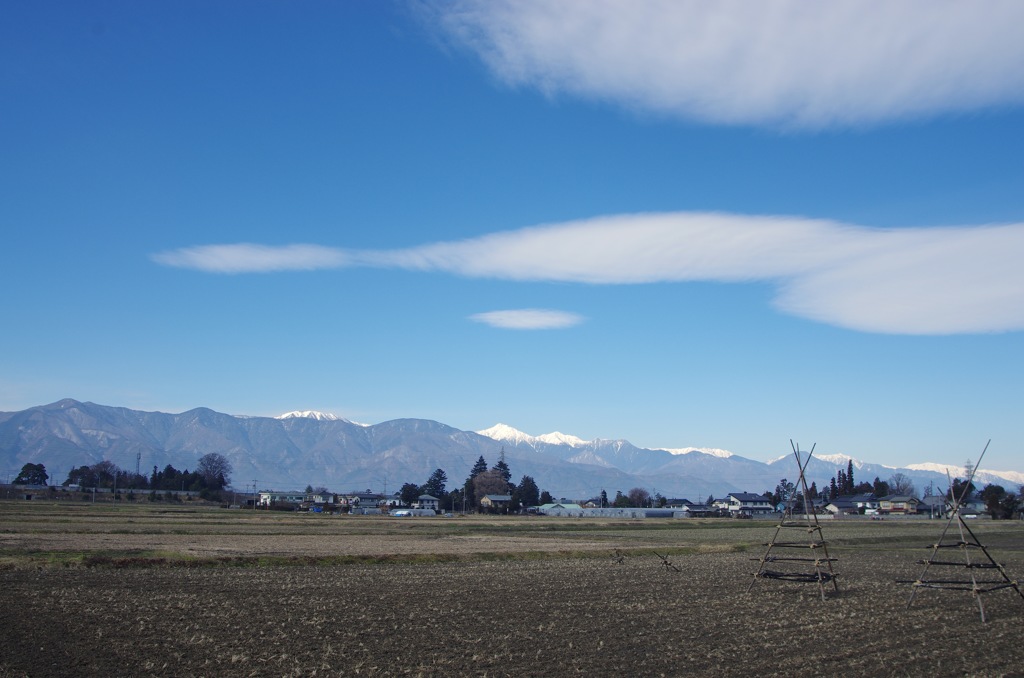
[253,479,258,509]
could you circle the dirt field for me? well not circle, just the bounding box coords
[2,502,1023,676]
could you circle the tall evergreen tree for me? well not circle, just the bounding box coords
[423,468,447,498]
[846,459,855,494]
[515,475,540,508]
[470,456,488,478]
[873,476,890,497]
[464,456,488,508]
[13,463,48,485]
[399,482,421,506]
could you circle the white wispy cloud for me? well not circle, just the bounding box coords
[470,309,585,330]
[152,212,1024,334]
[425,0,1024,127]
[151,243,350,273]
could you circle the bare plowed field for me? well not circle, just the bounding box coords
[2,503,1022,676]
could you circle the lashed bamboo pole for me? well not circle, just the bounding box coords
[902,440,1024,621]
[750,441,838,600]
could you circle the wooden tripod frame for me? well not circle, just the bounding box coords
[902,440,1024,622]
[749,441,839,601]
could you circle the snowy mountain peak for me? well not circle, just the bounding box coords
[766,451,872,468]
[905,462,961,475]
[663,447,734,459]
[536,431,589,447]
[477,423,536,445]
[905,463,1024,487]
[276,410,340,421]
[814,453,866,469]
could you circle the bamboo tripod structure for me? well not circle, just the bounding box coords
[749,441,839,601]
[902,440,1024,622]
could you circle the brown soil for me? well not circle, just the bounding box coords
[2,506,1023,676]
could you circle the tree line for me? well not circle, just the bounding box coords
[396,449,552,513]
[14,452,1020,519]
[395,453,695,512]
[765,459,916,506]
[763,457,1021,519]
[10,453,233,499]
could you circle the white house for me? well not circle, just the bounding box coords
[721,492,773,516]
[258,491,306,507]
[416,494,439,511]
[307,491,337,506]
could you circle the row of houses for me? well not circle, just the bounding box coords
[821,493,984,517]
[540,492,979,519]
[537,494,770,518]
[723,491,976,518]
[257,489,441,513]
[257,487,976,518]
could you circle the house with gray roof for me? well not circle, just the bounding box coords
[720,492,774,516]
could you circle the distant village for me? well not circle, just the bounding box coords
[8,450,1020,520]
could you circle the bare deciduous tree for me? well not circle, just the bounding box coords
[472,469,510,505]
[627,487,651,507]
[197,453,232,489]
[888,472,915,497]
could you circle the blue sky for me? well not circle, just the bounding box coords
[3,1,1023,471]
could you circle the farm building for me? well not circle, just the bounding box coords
[537,502,584,516]
[389,508,438,517]
[676,502,717,517]
[825,493,879,515]
[480,494,512,511]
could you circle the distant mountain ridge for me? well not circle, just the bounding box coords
[1,399,1020,499]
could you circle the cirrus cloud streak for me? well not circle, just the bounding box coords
[151,243,350,273]
[470,309,585,330]
[426,0,1024,128]
[152,212,1024,335]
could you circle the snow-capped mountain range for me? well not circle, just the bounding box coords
[276,410,343,422]
[2,400,1021,498]
[477,424,590,448]
[472,421,1021,495]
